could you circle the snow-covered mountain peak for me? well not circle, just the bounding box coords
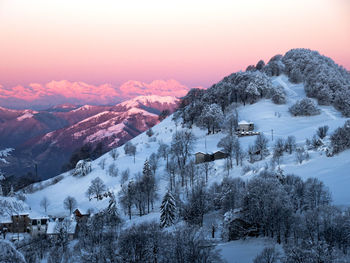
[119,95,179,109]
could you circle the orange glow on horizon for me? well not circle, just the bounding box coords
[0,0,349,90]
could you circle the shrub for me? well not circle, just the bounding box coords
[289,98,320,116]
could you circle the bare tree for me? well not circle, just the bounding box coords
[124,142,137,163]
[98,158,106,170]
[149,153,159,176]
[171,129,196,187]
[119,181,135,220]
[109,149,119,160]
[40,196,50,213]
[86,177,106,200]
[108,163,119,177]
[63,196,77,215]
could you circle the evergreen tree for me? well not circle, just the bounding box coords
[0,184,3,196]
[160,191,176,228]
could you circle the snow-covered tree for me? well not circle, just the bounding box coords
[198,103,224,134]
[289,98,320,116]
[8,185,14,197]
[0,240,26,263]
[253,247,280,263]
[254,134,269,160]
[273,138,285,165]
[222,109,239,136]
[317,125,329,139]
[86,177,106,200]
[295,146,309,164]
[72,159,92,176]
[160,191,176,228]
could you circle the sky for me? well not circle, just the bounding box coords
[0,0,349,89]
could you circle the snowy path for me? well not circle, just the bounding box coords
[274,76,298,102]
[321,108,337,120]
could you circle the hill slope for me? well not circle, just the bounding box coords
[23,75,350,216]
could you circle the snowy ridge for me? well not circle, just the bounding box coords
[13,75,350,262]
[24,75,350,213]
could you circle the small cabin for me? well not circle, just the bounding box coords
[195,152,212,164]
[213,151,228,160]
[195,151,229,164]
[237,120,254,132]
[73,208,90,222]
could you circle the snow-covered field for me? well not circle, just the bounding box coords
[21,75,350,261]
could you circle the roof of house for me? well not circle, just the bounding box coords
[238,120,253,125]
[47,218,77,235]
[74,208,90,215]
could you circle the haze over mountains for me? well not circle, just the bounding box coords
[0,95,180,180]
[0,79,193,109]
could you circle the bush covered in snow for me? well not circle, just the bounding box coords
[72,159,92,176]
[268,85,286,104]
[289,98,320,116]
[0,240,26,263]
[331,120,350,154]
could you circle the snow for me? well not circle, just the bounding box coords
[120,95,179,109]
[218,238,281,263]
[16,110,37,121]
[238,120,252,125]
[0,148,14,164]
[71,104,93,112]
[24,75,350,216]
[18,74,350,260]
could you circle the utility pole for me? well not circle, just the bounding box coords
[271,129,274,141]
[35,163,38,179]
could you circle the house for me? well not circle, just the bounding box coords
[0,217,12,238]
[10,213,30,233]
[195,152,213,164]
[213,151,228,161]
[195,151,229,164]
[237,120,254,132]
[29,216,49,236]
[73,208,90,222]
[47,218,77,240]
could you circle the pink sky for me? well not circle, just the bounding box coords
[0,0,349,89]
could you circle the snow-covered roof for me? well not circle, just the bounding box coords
[0,215,12,224]
[47,219,77,235]
[74,207,89,215]
[238,120,253,125]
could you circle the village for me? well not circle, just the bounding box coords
[0,208,89,242]
[195,120,259,164]
[0,120,259,242]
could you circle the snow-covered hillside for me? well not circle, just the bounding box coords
[23,74,350,213]
[16,74,350,262]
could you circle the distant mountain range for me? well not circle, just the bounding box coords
[0,95,179,180]
[0,79,192,109]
